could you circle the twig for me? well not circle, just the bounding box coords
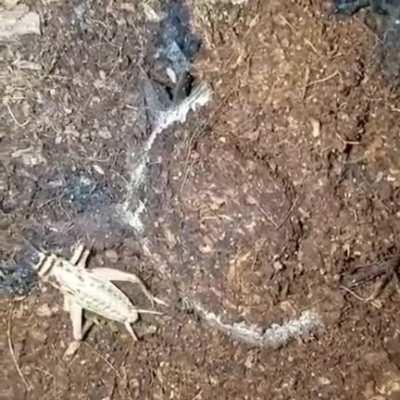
[341,257,399,303]
[277,195,302,230]
[7,305,32,391]
[335,130,361,146]
[5,103,30,127]
[306,71,340,88]
[279,14,296,32]
[301,67,310,100]
[340,285,369,302]
[38,194,66,210]
[256,204,278,228]
[304,39,321,56]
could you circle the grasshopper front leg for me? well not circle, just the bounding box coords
[63,297,95,358]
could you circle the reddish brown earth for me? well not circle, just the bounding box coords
[2,1,400,399]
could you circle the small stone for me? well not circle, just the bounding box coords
[129,378,140,389]
[273,260,284,271]
[36,303,53,318]
[64,124,79,138]
[244,353,255,369]
[317,377,331,385]
[105,249,119,263]
[364,351,389,366]
[377,371,400,397]
[142,3,165,22]
[98,127,112,140]
[362,381,376,399]
[209,376,219,386]
[310,118,321,138]
[137,324,157,337]
[30,328,48,343]
[13,304,25,319]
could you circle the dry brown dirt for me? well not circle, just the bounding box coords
[2,0,400,399]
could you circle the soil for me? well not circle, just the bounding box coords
[2,0,400,399]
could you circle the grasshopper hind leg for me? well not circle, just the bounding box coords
[125,321,138,341]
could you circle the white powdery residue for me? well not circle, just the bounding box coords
[193,301,323,348]
[155,83,212,132]
[121,84,212,231]
[260,310,323,348]
[126,151,149,191]
[115,201,145,233]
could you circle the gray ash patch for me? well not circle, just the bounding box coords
[31,168,117,220]
[0,261,38,297]
[54,172,115,214]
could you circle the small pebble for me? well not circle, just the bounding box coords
[310,118,321,138]
[98,127,112,140]
[130,379,140,389]
[105,249,119,263]
[36,303,53,318]
[30,328,48,343]
[273,260,284,271]
[318,377,331,386]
